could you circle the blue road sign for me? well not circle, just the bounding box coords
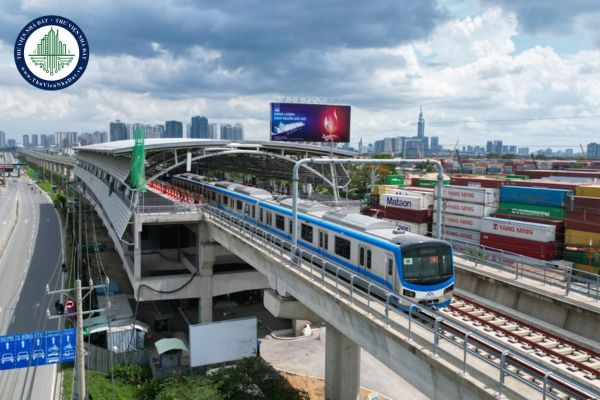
[0,328,75,371]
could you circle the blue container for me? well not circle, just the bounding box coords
[499,186,573,208]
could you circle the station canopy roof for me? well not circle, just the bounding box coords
[76,139,357,185]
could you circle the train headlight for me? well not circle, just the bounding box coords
[403,289,416,298]
[443,284,454,295]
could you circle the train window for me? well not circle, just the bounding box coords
[402,245,452,284]
[359,247,365,266]
[223,195,228,206]
[318,231,329,250]
[334,236,351,259]
[237,200,243,211]
[251,206,256,219]
[275,215,285,231]
[211,191,216,201]
[387,258,393,276]
[301,224,313,242]
[367,250,372,270]
[267,213,272,226]
[289,219,293,234]
[259,208,264,222]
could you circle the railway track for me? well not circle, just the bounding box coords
[441,294,600,394]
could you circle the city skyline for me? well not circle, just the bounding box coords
[0,1,598,146]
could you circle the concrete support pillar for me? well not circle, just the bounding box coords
[325,326,360,400]
[133,215,142,280]
[197,223,214,323]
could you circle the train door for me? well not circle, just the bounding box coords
[385,253,397,292]
[318,230,329,257]
[359,245,372,273]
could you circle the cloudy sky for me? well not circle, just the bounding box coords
[0,0,599,148]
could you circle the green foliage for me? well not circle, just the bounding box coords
[110,364,152,385]
[153,375,224,400]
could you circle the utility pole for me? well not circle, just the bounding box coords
[76,190,86,399]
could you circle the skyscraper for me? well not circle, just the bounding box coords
[430,136,440,152]
[32,134,38,148]
[208,123,219,139]
[220,123,244,140]
[110,120,128,141]
[55,132,77,150]
[23,134,30,147]
[165,121,183,138]
[486,141,493,154]
[0,131,5,148]
[417,106,425,139]
[587,143,599,159]
[493,140,503,155]
[190,116,209,138]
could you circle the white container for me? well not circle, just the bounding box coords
[441,185,499,205]
[434,225,480,244]
[480,217,556,243]
[441,200,496,218]
[379,194,431,211]
[383,219,428,235]
[385,188,434,205]
[434,212,482,231]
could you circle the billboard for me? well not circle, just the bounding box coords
[189,317,257,367]
[270,103,351,142]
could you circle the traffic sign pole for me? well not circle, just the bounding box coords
[76,279,85,399]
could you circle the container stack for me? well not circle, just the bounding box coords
[496,186,572,221]
[378,187,433,235]
[480,217,558,260]
[433,185,499,245]
[563,184,600,273]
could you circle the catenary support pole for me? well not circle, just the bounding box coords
[292,157,444,247]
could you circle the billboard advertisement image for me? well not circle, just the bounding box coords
[270,103,351,142]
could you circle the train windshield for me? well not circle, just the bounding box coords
[401,244,453,285]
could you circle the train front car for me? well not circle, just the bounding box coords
[396,236,454,309]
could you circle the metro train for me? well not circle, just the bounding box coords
[171,173,454,308]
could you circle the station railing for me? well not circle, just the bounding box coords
[201,204,597,400]
[449,239,600,301]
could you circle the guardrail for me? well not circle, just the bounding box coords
[449,239,600,301]
[202,204,597,400]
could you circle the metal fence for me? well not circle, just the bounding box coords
[449,238,600,301]
[85,343,149,372]
[202,204,597,400]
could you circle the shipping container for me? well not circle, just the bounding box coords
[374,206,431,223]
[565,229,600,246]
[441,200,496,218]
[497,202,565,220]
[385,188,434,204]
[383,219,429,235]
[449,176,505,189]
[480,217,556,243]
[434,225,480,244]
[369,194,380,208]
[506,175,529,180]
[518,170,600,180]
[379,194,432,211]
[576,184,600,198]
[564,219,600,233]
[434,212,482,231]
[490,212,564,241]
[499,186,573,208]
[480,232,556,260]
[412,178,450,188]
[567,195,600,212]
[562,247,600,268]
[441,185,499,205]
[371,185,401,195]
[383,175,404,185]
[502,179,584,192]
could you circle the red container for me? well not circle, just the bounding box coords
[517,170,600,179]
[502,179,582,191]
[490,212,565,242]
[369,205,431,223]
[565,220,600,233]
[480,232,556,260]
[450,176,504,189]
[566,196,600,214]
[370,194,380,207]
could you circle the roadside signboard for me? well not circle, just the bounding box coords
[0,328,75,371]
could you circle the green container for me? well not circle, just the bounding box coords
[415,179,449,188]
[498,202,565,219]
[384,175,404,185]
[564,248,600,268]
[506,174,529,180]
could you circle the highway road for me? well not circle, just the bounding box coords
[0,176,63,400]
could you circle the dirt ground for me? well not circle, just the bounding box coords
[281,371,390,400]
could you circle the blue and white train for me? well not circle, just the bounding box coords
[172,173,454,308]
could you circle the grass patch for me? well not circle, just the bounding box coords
[61,366,139,400]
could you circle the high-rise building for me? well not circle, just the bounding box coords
[417,107,425,139]
[0,131,5,148]
[32,134,38,148]
[23,134,30,147]
[110,120,128,141]
[7,139,16,149]
[127,123,163,139]
[220,123,244,140]
[208,123,219,139]
[587,143,599,159]
[55,132,78,150]
[493,140,503,155]
[190,116,209,138]
[430,136,440,152]
[518,147,529,156]
[40,134,48,148]
[486,141,493,154]
[164,120,183,138]
[565,148,573,157]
